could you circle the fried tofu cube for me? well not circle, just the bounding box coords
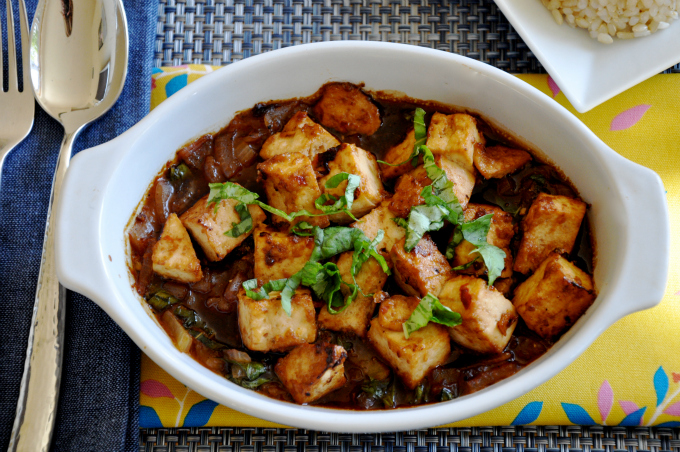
[260,111,340,160]
[514,193,587,274]
[253,225,315,283]
[426,113,484,175]
[237,287,317,352]
[275,343,347,404]
[258,153,329,228]
[391,236,451,297]
[152,213,203,283]
[367,295,451,389]
[318,143,385,223]
[452,204,516,278]
[379,129,419,180]
[181,194,266,262]
[439,275,518,354]
[513,252,596,340]
[312,83,381,136]
[389,155,475,217]
[318,251,389,336]
[350,200,405,254]
[474,145,532,179]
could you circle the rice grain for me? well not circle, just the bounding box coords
[543,0,677,42]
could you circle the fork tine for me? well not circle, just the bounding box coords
[18,0,29,92]
[6,0,17,91]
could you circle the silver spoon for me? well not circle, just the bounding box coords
[7,0,128,450]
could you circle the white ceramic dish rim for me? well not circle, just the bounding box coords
[492,0,680,113]
[54,42,669,432]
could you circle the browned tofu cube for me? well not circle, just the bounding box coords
[452,203,516,278]
[389,155,475,217]
[253,225,315,283]
[312,83,381,136]
[275,343,347,404]
[350,200,405,253]
[379,129,419,180]
[513,252,596,340]
[474,145,532,179]
[237,287,317,352]
[391,236,451,298]
[152,213,203,283]
[260,111,340,160]
[258,153,329,228]
[426,112,484,175]
[514,193,587,274]
[318,143,385,223]
[439,275,518,354]
[317,251,389,336]
[367,295,451,389]
[181,194,266,262]
[377,295,421,331]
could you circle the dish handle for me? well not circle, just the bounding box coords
[54,140,121,304]
[607,153,670,319]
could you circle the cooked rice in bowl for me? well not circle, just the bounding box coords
[542,0,678,43]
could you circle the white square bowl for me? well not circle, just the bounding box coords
[493,0,680,112]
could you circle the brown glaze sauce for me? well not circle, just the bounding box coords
[127,83,593,409]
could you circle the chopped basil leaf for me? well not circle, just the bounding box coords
[403,293,462,339]
[377,108,427,168]
[310,172,361,220]
[225,202,253,237]
[361,377,398,408]
[290,221,315,236]
[227,360,270,389]
[146,290,179,311]
[169,163,192,184]
[242,278,288,300]
[441,387,455,401]
[452,256,479,271]
[188,329,225,350]
[460,214,506,285]
[239,377,271,389]
[445,227,464,259]
[227,360,266,381]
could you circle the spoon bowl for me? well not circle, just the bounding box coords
[8,1,128,451]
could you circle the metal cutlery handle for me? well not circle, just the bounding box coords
[8,130,79,452]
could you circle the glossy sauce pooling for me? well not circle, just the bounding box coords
[127,83,592,409]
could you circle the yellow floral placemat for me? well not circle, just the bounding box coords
[141,66,680,428]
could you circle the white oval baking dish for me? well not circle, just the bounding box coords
[54,41,669,432]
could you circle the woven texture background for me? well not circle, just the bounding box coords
[154,0,680,72]
[140,427,680,452]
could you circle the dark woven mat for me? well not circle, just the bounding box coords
[145,0,680,448]
[154,0,680,72]
[139,427,680,452]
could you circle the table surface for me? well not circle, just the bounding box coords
[141,0,680,450]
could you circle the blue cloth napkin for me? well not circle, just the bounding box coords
[0,0,156,450]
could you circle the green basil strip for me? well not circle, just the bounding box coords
[227,360,266,381]
[460,214,506,286]
[238,377,271,389]
[169,163,192,184]
[403,293,462,339]
[290,221,315,236]
[146,290,179,311]
[452,256,480,271]
[378,108,428,168]
[225,202,254,237]
[242,278,288,301]
[323,172,362,210]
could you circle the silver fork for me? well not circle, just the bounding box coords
[0,0,34,189]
